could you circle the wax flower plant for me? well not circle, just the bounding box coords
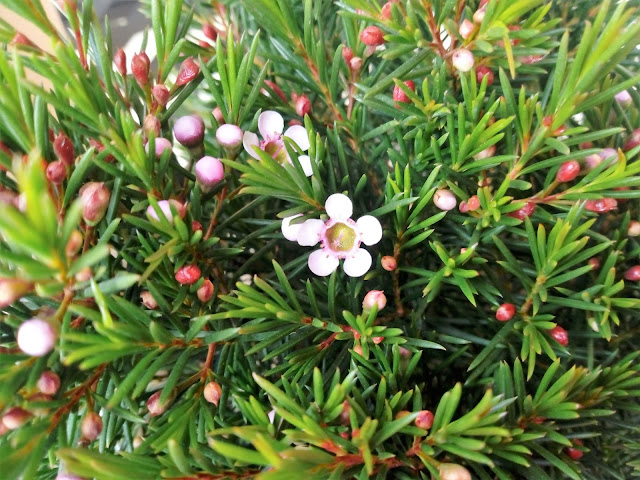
[1,0,640,479]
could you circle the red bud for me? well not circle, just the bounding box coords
[79,182,111,225]
[295,94,312,117]
[10,33,35,48]
[46,160,67,184]
[203,24,218,42]
[360,26,385,46]
[175,57,199,87]
[624,266,640,282]
[53,133,75,166]
[393,80,415,104]
[415,410,434,429]
[131,52,150,86]
[496,303,516,321]
[550,325,569,347]
[114,48,126,76]
[197,279,214,302]
[508,201,536,220]
[475,65,494,86]
[342,46,353,64]
[175,265,201,285]
[264,80,287,102]
[37,371,61,395]
[584,198,617,213]
[152,84,170,107]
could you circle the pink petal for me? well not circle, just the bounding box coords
[325,193,352,221]
[258,111,284,139]
[308,250,339,276]
[356,215,382,246]
[298,155,313,177]
[281,215,302,242]
[343,249,372,277]
[284,125,310,151]
[242,131,261,159]
[297,219,325,247]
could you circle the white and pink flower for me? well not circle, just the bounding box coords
[282,194,382,277]
[243,111,313,176]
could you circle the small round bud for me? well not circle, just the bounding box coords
[459,19,474,39]
[362,290,387,312]
[452,49,474,72]
[349,57,363,71]
[360,26,385,47]
[143,114,161,138]
[175,265,201,285]
[65,230,83,258]
[81,412,103,441]
[566,442,584,461]
[381,255,397,271]
[624,128,640,151]
[212,107,224,124]
[79,182,110,225]
[588,257,600,270]
[192,220,203,232]
[585,198,617,214]
[146,199,185,224]
[146,390,172,416]
[415,410,434,430]
[2,407,31,430]
[342,47,354,64]
[46,160,67,184]
[550,325,569,347]
[473,7,486,24]
[148,137,173,158]
[195,156,225,192]
[433,189,457,211]
[175,57,200,87]
[216,124,243,150]
[37,371,61,395]
[114,48,126,76]
[624,265,640,282]
[202,23,218,42]
[151,84,170,107]
[615,90,632,107]
[372,336,384,344]
[0,278,32,307]
[393,80,415,104]
[508,201,536,220]
[628,221,640,237]
[197,279,214,302]
[295,94,312,117]
[496,303,516,322]
[353,345,363,356]
[131,52,150,87]
[467,195,480,211]
[53,133,75,166]
[75,267,93,283]
[556,161,580,183]
[395,410,410,420]
[475,65,494,86]
[173,115,205,148]
[203,381,222,406]
[140,291,158,310]
[381,1,399,20]
[459,201,469,213]
[17,318,57,356]
[438,463,472,480]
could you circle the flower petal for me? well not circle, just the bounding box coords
[281,215,302,242]
[325,193,353,221]
[243,131,261,159]
[284,125,310,151]
[356,215,382,246]
[308,250,339,277]
[258,111,284,138]
[343,249,372,278]
[297,219,325,247]
[298,155,313,177]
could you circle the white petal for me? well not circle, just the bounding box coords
[243,131,261,159]
[297,219,324,247]
[343,249,372,277]
[258,111,284,138]
[325,193,352,221]
[284,125,310,151]
[308,250,340,277]
[298,155,313,177]
[356,215,382,246]
[281,215,302,242]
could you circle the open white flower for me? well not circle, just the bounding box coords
[243,111,313,176]
[282,194,382,277]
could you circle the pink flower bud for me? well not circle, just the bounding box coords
[37,371,61,395]
[624,128,640,151]
[381,255,397,271]
[173,115,205,147]
[393,80,415,104]
[467,195,480,211]
[203,23,218,42]
[131,52,150,87]
[585,198,617,214]
[452,49,474,72]
[473,7,486,24]
[342,47,353,64]
[415,410,434,429]
[53,133,75,166]
[195,156,224,192]
[75,267,93,283]
[140,291,158,309]
[264,80,287,102]
[349,57,363,71]
[65,230,83,258]
[353,345,363,356]
[433,189,457,211]
[624,265,640,282]
[175,265,201,285]
[17,318,57,356]
[143,114,161,138]
[0,278,32,307]
[197,279,214,302]
[175,57,199,87]
[295,94,312,117]
[459,19,474,39]
[496,303,516,321]
[79,182,111,225]
[459,201,469,213]
[550,325,569,347]
[147,390,173,416]
[1,407,31,430]
[556,161,580,182]
[473,144,495,159]
[152,84,170,107]
[508,201,536,220]
[363,290,387,312]
[46,160,67,184]
[615,90,632,107]
[475,65,494,86]
[438,463,472,480]
[628,221,640,237]
[372,336,384,345]
[381,1,398,20]
[360,26,385,46]
[216,124,243,150]
[203,381,222,406]
[146,199,185,224]
[212,107,224,124]
[146,137,173,158]
[81,412,103,441]
[114,48,126,76]
[10,33,36,48]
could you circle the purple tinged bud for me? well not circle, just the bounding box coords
[215,124,243,150]
[79,182,110,226]
[46,160,67,184]
[195,156,224,192]
[17,318,57,356]
[615,90,632,107]
[147,137,173,158]
[173,115,205,147]
[37,371,61,395]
